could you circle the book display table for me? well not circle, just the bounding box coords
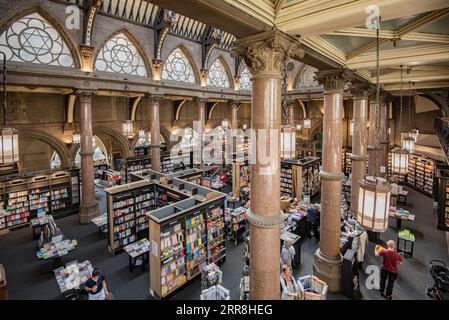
[124,238,150,272]
[31,215,51,239]
[397,229,415,258]
[53,260,94,300]
[389,207,415,230]
[91,213,108,237]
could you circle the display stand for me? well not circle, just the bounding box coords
[91,213,108,237]
[298,275,328,300]
[341,249,361,300]
[124,238,150,272]
[397,230,415,258]
[53,260,93,300]
[226,207,247,245]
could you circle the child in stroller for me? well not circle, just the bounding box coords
[426,260,449,300]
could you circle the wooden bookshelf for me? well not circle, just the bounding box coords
[0,168,80,234]
[281,157,321,199]
[435,165,449,231]
[406,154,435,197]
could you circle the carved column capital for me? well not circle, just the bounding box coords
[228,100,239,108]
[379,90,392,105]
[231,30,304,78]
[200,68,209,87]
[147,94,164,104]
[194,97,208,105]
[75,89,97,98]
[314,69,352,94]
[80,45,95,59]
[350,82,370,100]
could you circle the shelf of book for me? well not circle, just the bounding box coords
[0,168,80,234]
[406,154,435,197]
[435,165,449,231]
[105,181,156,254]
[232,161,250,199]
[147,192,226,299]
[281,157,321,199]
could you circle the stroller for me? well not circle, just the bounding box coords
[426,260,449,300]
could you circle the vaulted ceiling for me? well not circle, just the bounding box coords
[146,0,449,93]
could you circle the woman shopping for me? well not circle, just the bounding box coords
[84,269,111,300]
[280,265,303,300]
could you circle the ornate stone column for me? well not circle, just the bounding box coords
[349,83,370,215]
[379,92,390,177]
[313,69,351,292]
[367,90,380,176]
[76,90,98,224]
[232,30,304,300]
[195,97,207,134]
[149,95,163,172]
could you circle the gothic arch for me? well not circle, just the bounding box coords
[93,27,153,78]
[130,125,172,150]
[69,127,132,164]
[207,55,233,89]
[19,129,71,166]
[0,4,82,69]
[161,44,201,84]
[293,64,320,89]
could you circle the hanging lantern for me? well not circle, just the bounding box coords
[281,125,296,159]
[402,135,415,153]
[391,148,409,175]
[304,118,311,129]
[296,124,302,131]
[242,124,247,130]
[138,129,145,139]
[72,132,81,144]
[357,176,391,232]
[410,128,419,142]
[0,128,19,164]
[122,120,134,138]
[350,119,354,136]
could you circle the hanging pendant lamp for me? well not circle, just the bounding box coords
[122,83,134,138]
[0,52,19,165]
[392,65,409,174]
[356,16,391,232]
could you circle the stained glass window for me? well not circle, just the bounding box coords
[161,47,196,83]
[239,65,252,91]
[296,65,319,88]
[95,33,147,77]
[0,13,74,67]
[207,59,230,88]
[50,151,62,169]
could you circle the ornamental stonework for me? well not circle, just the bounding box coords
[314,69,352,93]
[231,30,304,78]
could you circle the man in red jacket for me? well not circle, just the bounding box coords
[375,240,403,300]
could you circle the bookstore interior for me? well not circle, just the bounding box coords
[0,0,449,302]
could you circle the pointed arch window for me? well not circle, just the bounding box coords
[95,33,147,77]
[50,151,62,169]
[0,13,74,67]
[74,136,108,166]
[239,64,252,91]
[161,47,196,83]
[207,59,230,88]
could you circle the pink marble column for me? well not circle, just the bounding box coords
[149,95,163,172]
[196,97,207,134]
[313,69,352,292]
[349,84,370,215]
[76,90,98,224]
[232,30,304,300]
